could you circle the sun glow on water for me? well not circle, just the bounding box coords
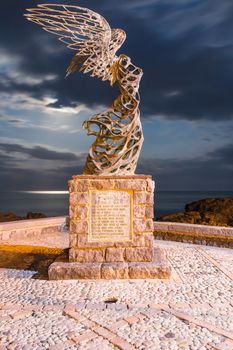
[19,191,69,194]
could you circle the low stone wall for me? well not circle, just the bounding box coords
[154,221,233,248]
[1,217,233,249]
[0,216,68,242]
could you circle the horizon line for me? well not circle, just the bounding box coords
[16,191,69,194]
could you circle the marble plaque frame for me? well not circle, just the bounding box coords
[88,190,133,242]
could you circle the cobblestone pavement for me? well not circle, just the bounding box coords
[0,240,233,350]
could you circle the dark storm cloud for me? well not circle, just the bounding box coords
[0,141,86,190]
[0,140,232,191]
[0,152,16,167]
[6,119,21,124]
[138,143,233,190]
[1,0,233,121]
[0,166,83,191]
[208,143,233,163]
[0,0,233,192]
[0,143,79,161]
[0,165,67,191]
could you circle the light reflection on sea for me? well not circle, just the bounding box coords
[0,190,232,218]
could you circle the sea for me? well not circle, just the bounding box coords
[0,190,232,219]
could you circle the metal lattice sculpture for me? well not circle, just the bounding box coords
[25,4,144,175]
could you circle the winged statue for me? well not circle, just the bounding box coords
[25,4,144,175]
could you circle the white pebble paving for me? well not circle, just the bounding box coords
[0,240,232,349]
[116,311,224,349]
[0,311,86,349]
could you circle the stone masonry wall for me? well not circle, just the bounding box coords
[0,217,67,242]
[68,175,155,263]
[2,216,232,250]
[154,221,233,248]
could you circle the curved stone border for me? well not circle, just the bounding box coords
[154,221,233,248]
[1,216,233,249]
[0,216,68,242]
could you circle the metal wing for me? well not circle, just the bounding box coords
[25,4,112,52]
[25,4,126,81]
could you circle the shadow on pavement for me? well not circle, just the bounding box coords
[0,245,68,280]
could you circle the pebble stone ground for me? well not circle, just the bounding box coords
[0,234,233,350]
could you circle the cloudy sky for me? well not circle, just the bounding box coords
[0,0,233,191]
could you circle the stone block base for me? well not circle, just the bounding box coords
[68,175,155,260]
[48,248,171,280]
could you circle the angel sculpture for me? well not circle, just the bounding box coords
[25,4,144,175]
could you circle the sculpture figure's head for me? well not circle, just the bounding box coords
[110,29,126,54]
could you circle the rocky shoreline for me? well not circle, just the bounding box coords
[158,197,233,227]
[0,212,47,222]
[1,197,233,227]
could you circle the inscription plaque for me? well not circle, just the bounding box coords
[89,190,132,242]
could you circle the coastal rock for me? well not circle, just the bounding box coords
[158,197,233,227]
[0,212,47,222]
[26,212,47,219]
[0,212,21,222]
[157,211,201,224]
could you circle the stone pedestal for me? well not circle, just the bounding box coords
[48,175,171,279]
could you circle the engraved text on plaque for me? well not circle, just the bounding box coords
[89,191,132,242]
